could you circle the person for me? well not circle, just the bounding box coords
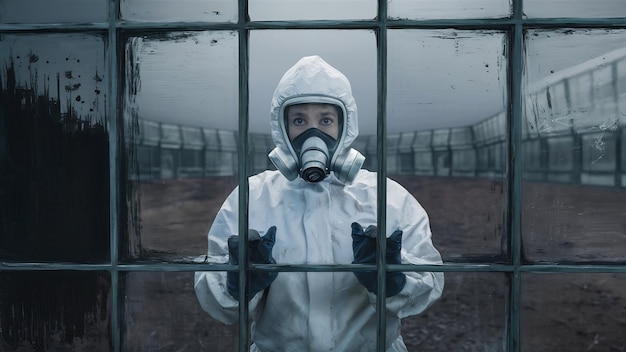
[194,55,444,352]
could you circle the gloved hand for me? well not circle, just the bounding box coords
[226,226,278,301]
[351,222,406,297]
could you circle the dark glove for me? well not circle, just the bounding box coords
[226,226,278,301]
[351,222,406,297]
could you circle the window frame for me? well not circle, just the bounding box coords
[1,1,626,351]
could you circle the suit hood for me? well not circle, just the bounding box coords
[269,56,359,158]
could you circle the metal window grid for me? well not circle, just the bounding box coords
[1,0,626,351]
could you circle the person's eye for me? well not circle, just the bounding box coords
[292,118,305,126]
[320,117,334,126]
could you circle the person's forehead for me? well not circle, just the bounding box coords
[287,103,337,115]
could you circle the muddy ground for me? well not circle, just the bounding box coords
[124,176,626,352]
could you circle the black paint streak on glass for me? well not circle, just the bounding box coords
[0,58,111,348]
[120,35,144,260]
[0,271,110,350]
[0,58,109,262]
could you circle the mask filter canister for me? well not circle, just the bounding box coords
[299,136,329,182]
[291,128,337,183]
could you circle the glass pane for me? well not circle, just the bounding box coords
[196,271,443,350]
[388,29,509,262]
[249,0,376,21]
[123,31,238,262]
[120,0,237,22]
[0,0,107,23]
[0,271,110,350]
[403,272,507,351]
[250,30,377,137]
[0,33,109,262]
[388,0,511,20]
[124,272,237,351]
[522,29,626,263]
[248,30,377,265]
[524,0,626,18]
[521,273,626,351]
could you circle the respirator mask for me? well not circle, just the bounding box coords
[268,97,365,184]
[291,128,337,183]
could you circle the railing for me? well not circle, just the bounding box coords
[126,115,624,188]
[126,47,626,187]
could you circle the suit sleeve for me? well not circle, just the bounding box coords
[194,186,265,324]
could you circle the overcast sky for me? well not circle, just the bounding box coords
[129,28,625,134]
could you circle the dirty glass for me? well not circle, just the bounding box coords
[248,29,377,264]
[123,272,237,351]
[0,0,107,23]
[402,272,507,351]
[120,0,237,22]
[387,29,509,262]
[0,271,111,350]
[522,29,626,263]
[387,0,511,20]
[248,0,376,21]
[0,33,109,263]
[122,31,238,262]
[521,273,626,351]
[524,0,626,18]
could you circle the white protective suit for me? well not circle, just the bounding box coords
[195,56,444,352]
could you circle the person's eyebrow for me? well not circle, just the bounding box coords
[288,111,305,117]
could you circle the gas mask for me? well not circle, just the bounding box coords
[291,128,337,183]
[268,100,365,184]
